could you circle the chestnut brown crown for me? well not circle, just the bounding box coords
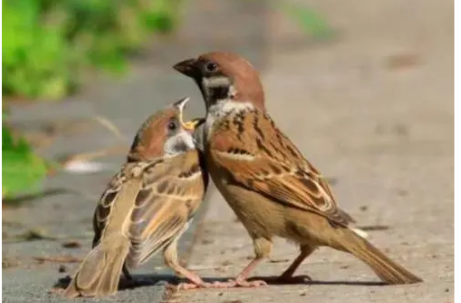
[173,51,265,110]
[128,97,200,162]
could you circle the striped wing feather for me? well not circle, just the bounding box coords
[210,110,354,226]
[125,151,206,267]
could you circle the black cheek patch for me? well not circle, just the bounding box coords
[172,140,191,153]
[209,86,230,101]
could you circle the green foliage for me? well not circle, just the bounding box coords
[2,0,180,101]
[2,122,48,198]
[2,0,79,100]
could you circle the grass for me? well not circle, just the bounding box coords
[2,0,181,101]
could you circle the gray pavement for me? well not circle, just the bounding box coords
[2,0,268,302]
[3,0,454,302]
[177,0,454,302]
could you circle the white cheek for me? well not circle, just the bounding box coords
[164,131,196,156]
[202,76,231,88]
[181,131,196,149]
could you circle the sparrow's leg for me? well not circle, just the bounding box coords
[123,264,133,281]
[121,263,144,288]
[273,244,315,284]
[233,257,267,287]
[208,237,271,288]
[163,240,208,290]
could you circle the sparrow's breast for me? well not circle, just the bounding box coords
[206,159,285,239]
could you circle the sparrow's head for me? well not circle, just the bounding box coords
[173,51,265,110]
[128,97,203,162]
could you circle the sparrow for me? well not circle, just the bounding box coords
[63,97,209,298]
[173,52,423,288]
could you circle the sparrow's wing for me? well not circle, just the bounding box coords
[125,151,206,267]
[210,111,354,226]
[92,170,130,248]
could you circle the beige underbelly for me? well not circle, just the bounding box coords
[211,174,331,247]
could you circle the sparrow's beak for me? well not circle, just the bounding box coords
[182,117,205,132]
[173,97,191,129]
[173,96,190,111]
[173,58,198,78]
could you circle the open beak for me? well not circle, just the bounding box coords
[173,58,197,77]
[182,117,205,132]
[173,96,190,112]
[173,97,204,132]
[173,97,190,129]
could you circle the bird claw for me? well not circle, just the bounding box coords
[177,279,269,290]
[209,279,267,288]
[178,279,268,289]
[177,282,204,290]
[237,279,268,288]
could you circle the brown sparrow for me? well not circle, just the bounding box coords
[173,52,423,288]
[63,97,209,298]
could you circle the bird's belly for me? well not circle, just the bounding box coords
[212,176,287,239]
[211,175,328,246]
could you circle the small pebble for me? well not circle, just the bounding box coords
[62,241,81,249]
[201,239,214,245]
[221,260,232,266]
[396,189,408,197]
[385,52,421,70]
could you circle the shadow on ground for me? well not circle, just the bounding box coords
[53,273,386,293]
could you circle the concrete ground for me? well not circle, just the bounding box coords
[2,1,267,302]
[175,0,454,302]
[3,0,453,302]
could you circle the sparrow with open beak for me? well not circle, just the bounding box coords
[63,97,209,298]
[173,52,423,288]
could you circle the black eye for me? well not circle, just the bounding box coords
[167,120,178,131]
[204,62,218,73]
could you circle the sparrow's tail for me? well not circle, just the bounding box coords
[63,234,130,298]
[333,227,423,285]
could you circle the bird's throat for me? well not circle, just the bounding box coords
[204,100,254,139]
[202,86,231,106]
[200,77,235,107]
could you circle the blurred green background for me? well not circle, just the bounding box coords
[2,0,330,199]
[2,0,182,198]
[3,0,180,101]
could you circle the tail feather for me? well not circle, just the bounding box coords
[350,227,368,239]
[63,235,130,298]
[337,228,423,285]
